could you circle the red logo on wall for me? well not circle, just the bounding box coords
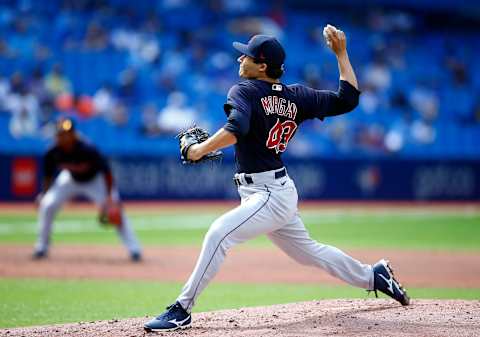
[11,158,37,197]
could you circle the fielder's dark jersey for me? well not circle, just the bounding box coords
[224,79,360,173]
[44,140,110,182]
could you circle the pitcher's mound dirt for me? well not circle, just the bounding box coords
[2,299,479,337]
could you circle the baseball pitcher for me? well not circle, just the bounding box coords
[144,25,409,332]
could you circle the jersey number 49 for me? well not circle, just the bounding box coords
[266,118,297,154]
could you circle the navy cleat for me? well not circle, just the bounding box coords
[130,252,142,262]
[32,250,48,260]
[372,259,410,306]
[144,302,191,332]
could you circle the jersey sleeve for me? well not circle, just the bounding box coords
[43,149,56,178]
[83,144,111,174]
[92,148,111,174]
[223,84,252,138]
[300,80,360,120]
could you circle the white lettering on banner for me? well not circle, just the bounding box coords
[15,171,35,185]
[109,160,325,199]
[110,160,236,197]
[413,166,475,199]
[287,164,325,197]
[108,160,477,200]
[110,162,161,195]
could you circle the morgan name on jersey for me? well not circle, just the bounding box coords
[261,95,298,120]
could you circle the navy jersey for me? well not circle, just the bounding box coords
[224,79,360,173]
[44,139,110,182]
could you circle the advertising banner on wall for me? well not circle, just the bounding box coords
[0,155,478,201]
[109,158,480,201]
[11,158,38,197]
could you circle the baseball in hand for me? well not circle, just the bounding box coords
[323,26,334,47]
[323,24,346,55]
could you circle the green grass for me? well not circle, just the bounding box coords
[0,208,479,250]
[0,206,478,328]
[1,278,479,328]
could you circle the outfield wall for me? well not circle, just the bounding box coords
[1,155,479,201]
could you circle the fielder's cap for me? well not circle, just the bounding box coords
[233,35,286,68]
[56,117,76,133]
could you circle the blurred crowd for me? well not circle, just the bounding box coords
[0,0,478,157]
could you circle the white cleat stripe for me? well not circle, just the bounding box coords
[168,316,191,327]
[378,273,395,295]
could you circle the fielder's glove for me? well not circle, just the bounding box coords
[177,126,223,164]
[99,201,123,228]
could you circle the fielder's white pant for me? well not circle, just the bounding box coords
[35,170,141,255]
[177,168,373,312]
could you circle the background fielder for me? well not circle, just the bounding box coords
[33,118,142,262]
[144,25,409,332]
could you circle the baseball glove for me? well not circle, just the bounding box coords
[99,202,123,228]
[176,126,223,164]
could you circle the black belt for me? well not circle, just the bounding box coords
[234,168,286,187]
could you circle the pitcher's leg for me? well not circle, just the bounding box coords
[84,174,142,256]
[35,171,76,254]
[267,215,373,290]
[177,191,276,312]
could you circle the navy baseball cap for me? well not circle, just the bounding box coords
[233,35,286,68]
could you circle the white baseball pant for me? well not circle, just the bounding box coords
[177,168,373,312]
[34,170,141,255]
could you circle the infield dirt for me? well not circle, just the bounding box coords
[1,244,480,287]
